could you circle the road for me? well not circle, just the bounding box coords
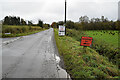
[2,28,69,78]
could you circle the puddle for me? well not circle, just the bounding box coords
[54,54,71,79]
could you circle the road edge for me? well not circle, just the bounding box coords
[52,29,65,69]
[52,28,71,79]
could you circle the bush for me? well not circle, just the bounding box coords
[2,25,42,34]
[2,25,44,37]
[66,29,85,41]
[92,39,119,65]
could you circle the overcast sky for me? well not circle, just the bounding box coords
[0,0,120,24]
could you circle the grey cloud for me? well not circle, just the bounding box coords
[67,2,118,22]
[0,0,119,24]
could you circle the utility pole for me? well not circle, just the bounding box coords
[64,0,67,35]
[118,1,120,21]
[65,0,67,24]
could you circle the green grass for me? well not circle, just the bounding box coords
[85,30,119,48]
[2,25,46,38]
[84,31,119,65]
[65,29,119,65]
[2,30,45,38]
[54,29,119,79]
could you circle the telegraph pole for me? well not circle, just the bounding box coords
[65,0,67,35]
[65,0,67,24]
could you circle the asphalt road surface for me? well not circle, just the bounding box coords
[2,28,69,78]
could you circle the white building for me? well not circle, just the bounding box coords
[118,1,120,21]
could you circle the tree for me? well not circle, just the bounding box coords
[21,18,26,25]
[78,16,118,30]
[43,23,50,29]
[79,16,89,23]
[3,16,26,25]
[28,21,33,26]
[66,20,75,29]
[3,16,9,25]
[74,22,83,30]
[38,20,43,28]
[115,20,120,30]
[17,17,21,25]
[58,21,64,25]
[51,22,58,28]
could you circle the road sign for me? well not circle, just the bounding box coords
[80,36,93,47]
[59,25,65,36]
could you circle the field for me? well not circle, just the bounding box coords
[85,30,119,48]
[2,25,46,38]
[84,31,119,65]
[54,29,119,79]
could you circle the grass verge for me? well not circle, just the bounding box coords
[2,25,46,38]
[54,28,119,79]
[66,29,119,67]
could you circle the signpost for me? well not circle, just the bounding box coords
[80,36,93,53]
[59,25,65,36]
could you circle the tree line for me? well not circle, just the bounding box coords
[3,16,50,29]
[3,15,120,30]
[51,16,120,30]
